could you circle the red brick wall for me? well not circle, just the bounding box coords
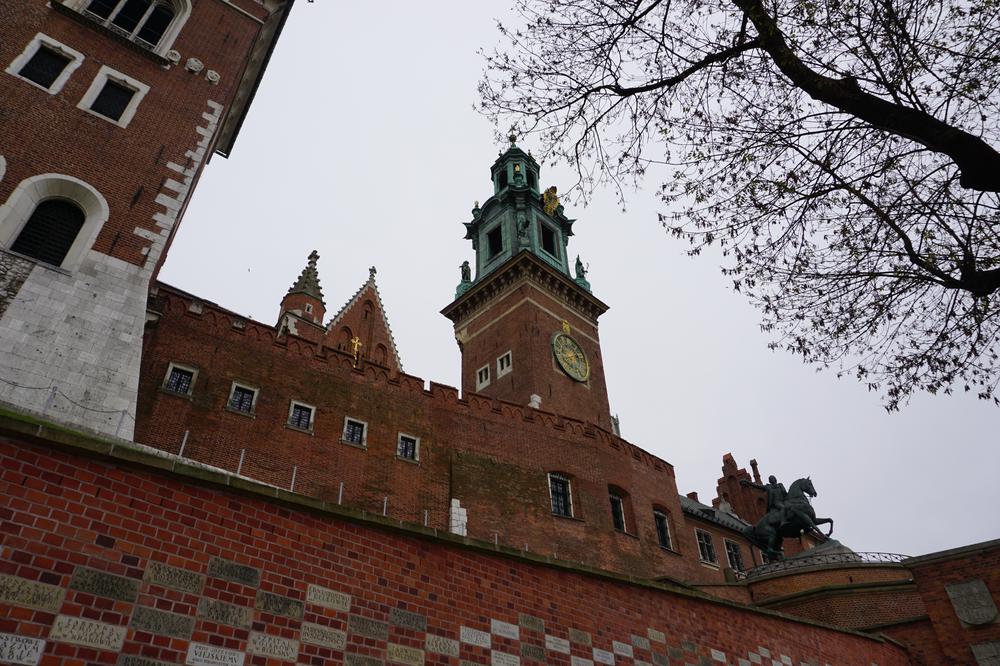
[0,431,910,666]
[747,564,914,603]
[761,585,926,630]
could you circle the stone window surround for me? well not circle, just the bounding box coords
[547,472,574,519]
[475,364,490,391]
[5,32,85,95]
[286,400,315,433]
[483,222,504,264]
[537,218,560,259]
[161,361,197,396]
[60,0,193,56]
[77,64,150,128]
[396,432,420,462]
[341,416,368,448]
[225,381,259,416]
[496,351,512,379]
[0,173,109,273]
[695,528,719,566]
[653,508,674,552]
[724,538,745,571]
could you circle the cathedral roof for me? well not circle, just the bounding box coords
[326,267,403,371]
[287,250,325,303]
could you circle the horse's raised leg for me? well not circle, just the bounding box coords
[813,517,834,536]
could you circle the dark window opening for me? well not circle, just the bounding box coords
[165,367,193,394]
[487,226,502,260]
[289,404,313,429]
[527,170,537,190]
[398,435,417,460]
[18,47,72,89]
[654,511,672,550]
[136,3,174,46]
[696,529,717,564]
[609,493,626,532]
[111,0,152,33]
[10,200,85,266]
[85,0,118,19]
[725,541,745,571]
[90,79,136,121]
[344,419,366,444]
[540,223,557,257]
[229,386,255,413]
[497,169,508,190]
[549,475,571,517]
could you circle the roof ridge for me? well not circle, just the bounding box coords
[326,267,403,371]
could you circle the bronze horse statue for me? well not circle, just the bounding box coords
[742,477,833,562]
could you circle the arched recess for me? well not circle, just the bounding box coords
[373,343,388,367]
[0,174,110,271]
[337,326,353,351]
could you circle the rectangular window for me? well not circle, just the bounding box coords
[496,351,512,378]
[549,474,572,517]
[163,365,194,395]
[228,384,257,414]
[397,434,418,461]
[18,46,72,89]
[343,417,367,446]
[487,226,502,259]
[476,364,490,390]
[696,529,717,564]
[609,493,626,532]
[540,223,558,257]
[654,511,672,550]
[725,540,745,572]
[288,402,314,430]
[90,78,136,121]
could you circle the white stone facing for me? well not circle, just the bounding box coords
[0,632,45,665]
[387,643,424,666]
[749,654,762,664]
[247,632,298,661]
[712,649,726,662]
[300,623,346,650]
[305,584,351,612]
[49,615,126,651]
[571,658,594,666]
[759,648,771,658]
[185,642,246,666]
[593,648,615,665]
[780,656,792,665]
[647,628,665,644]
[425,634,459,657]
[631,635,650,651]
[612,641,633,657]
[461,626,491,649]
[491,650,520,666]
[545,635,570,654]
[491,619,519,641]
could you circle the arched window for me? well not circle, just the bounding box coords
[608,485,634,534]
[81,0,187,52]
[10,200,85,266]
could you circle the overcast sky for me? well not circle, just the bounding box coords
[160,1,998,558]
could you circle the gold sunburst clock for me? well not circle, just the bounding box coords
[552,328,590,382]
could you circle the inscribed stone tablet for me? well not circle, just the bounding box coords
[0,574,65,612]
[143,561,204,594]
[345,654,383,666]
[247,631,299,661]
[946,579,999,625]
[460,626,491,649]
[306,584,351,612]
[69,567,140,602]
[613,641,633,657]
[206,557,260,587]
[651,652,669,666]
[256,591,304,620]
[571,658,594,666]
[749,655,762,665]
[348,615,389,640]
[197,598,252,628]
[390,608,427,632]
[668,646,683,659]
[971,641,1000,665]
[425,634,459,657]
[632,635,651,651]
[592,648,614,665]
[0,632,45,666]
[130,605,195,639]
[118,656,173,666]
[387,643,424,666]
[520,643,545,661]
[647,629,666,644]
[758,647,771,658]
[491,619,519,641]
[49,615,127,651]
[635,661,652,666]
[185,642,246,666]
[491,650,520,666]
[712,649,727,662]
[518,614,544,633]
[569,628,592,646]
[545,635,570,654]
[301,623,346,650]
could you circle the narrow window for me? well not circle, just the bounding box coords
[725,540,745,572]
[540,223,557,257]
[10,200,85,266]
[90,79,136,122]
[343,417,367,446]
[288,402,314,430]
[397,434,418,461]
[609,492,626,532]
[527,169,537,190]
[135,2,175,47]
[476,364,490,390]
[228,384,257,414]
[696,529,717,564]
[164,365,194,395]
[304,303,313,314]
[486,226,503,260]
[654,510,672,550]
[85,0,119,19]
[549,474,572,517]
[496,351,512,378]
[497,169,508,190]
[111,0,152,33]
[18,47,72,89]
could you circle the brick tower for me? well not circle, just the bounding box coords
[442,137,612,427]
[0,0,293,437]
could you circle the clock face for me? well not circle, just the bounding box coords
[552,332,590,382]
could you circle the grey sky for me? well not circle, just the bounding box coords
[161,1,998,557]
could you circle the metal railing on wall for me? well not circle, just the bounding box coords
[735,551,910,580]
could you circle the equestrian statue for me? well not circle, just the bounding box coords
[740,476,834,563]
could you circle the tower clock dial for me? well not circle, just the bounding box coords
[552,331,590,382]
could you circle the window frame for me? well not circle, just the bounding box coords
[653,509,673,551]
[609,491,627,532]
[538,220,560,259]
[341,416,368,448]
[161,362,197,396]
[548,473,573,518]
[724,539,746,572]
[5,33,85,95]
[77,65,149,128]
[286,400,315,432]
[396,432,420,462]
[695,528,718,565]
[67,0,191,55]
[485,224,503,262]
[496,351,512,379]
[475,364,491,390]
[225,382,259,416]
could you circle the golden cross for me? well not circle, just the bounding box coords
[562,320,571,335]
[350,336,363,367]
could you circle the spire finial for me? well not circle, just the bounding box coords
[508,130,517,146]
[369,266,377,280]
[287,250,324,302]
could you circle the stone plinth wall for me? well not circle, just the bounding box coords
[0,420,908,666]
[746,564,914,603]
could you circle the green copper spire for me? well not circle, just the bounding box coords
[287,250,325,304]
